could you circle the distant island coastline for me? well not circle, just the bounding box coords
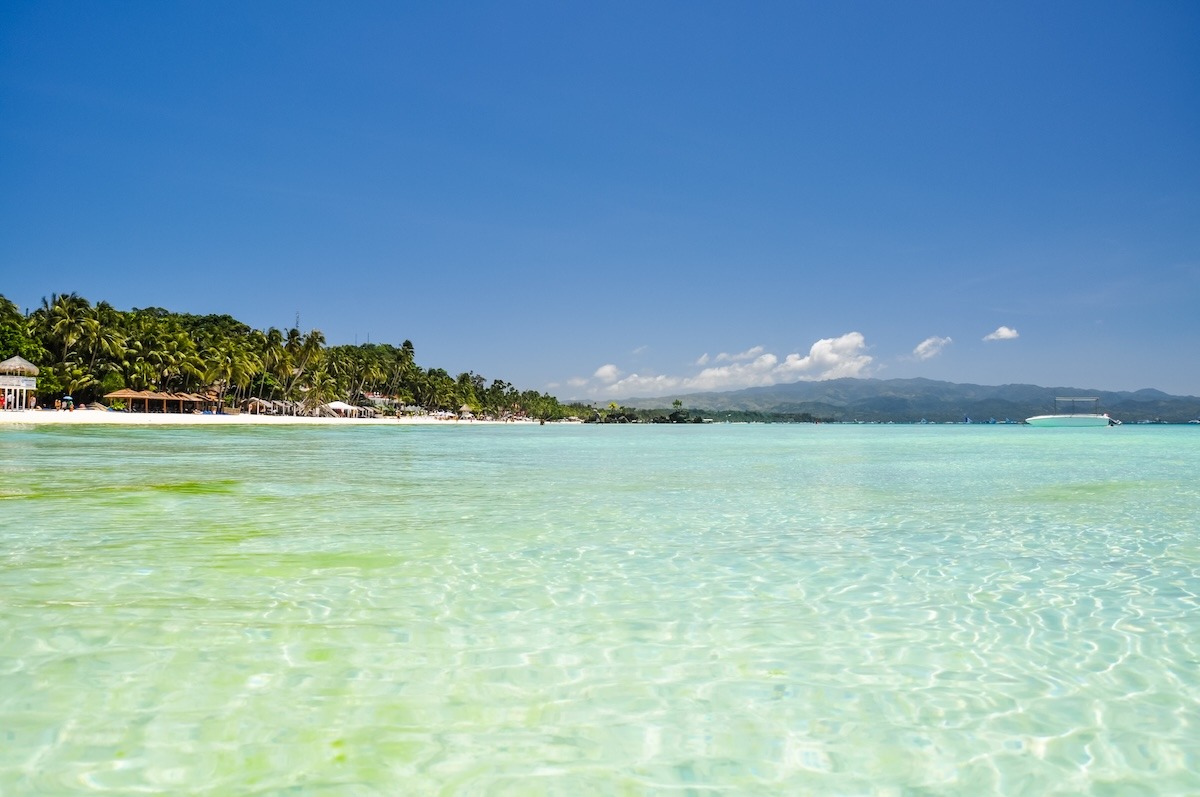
[607,377,1200,425]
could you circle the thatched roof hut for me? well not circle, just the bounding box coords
[0,355,39,375]
[105,389,213,413]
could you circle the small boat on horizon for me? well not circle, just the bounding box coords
[1026,397,1120,427]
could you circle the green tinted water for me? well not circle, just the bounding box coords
[1,424,1198,794]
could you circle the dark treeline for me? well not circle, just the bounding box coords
[585,399,831,424]
[0,293,586,419]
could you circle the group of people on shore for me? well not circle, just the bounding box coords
[0,395,76,411]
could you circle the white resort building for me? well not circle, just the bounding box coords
[0,356,38,410]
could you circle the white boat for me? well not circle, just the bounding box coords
[1026,397,1120,427]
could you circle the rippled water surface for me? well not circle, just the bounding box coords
[2,423,1198,794]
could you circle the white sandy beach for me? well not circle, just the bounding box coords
[0,408,520,426]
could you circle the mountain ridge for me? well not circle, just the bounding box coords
[611,378,1200,423]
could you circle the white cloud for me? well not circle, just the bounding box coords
[715,345,765,363]
[696,353,710,366]
[913,336,952,360]
[602,372,685,396]
[573,332,873,398]
[983,326,1019,341]
[775,333,872,380]
[593,364,621,382]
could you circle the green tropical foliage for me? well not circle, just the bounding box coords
[0,293,583,419]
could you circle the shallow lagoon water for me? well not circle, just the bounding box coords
[1,423,1198,794]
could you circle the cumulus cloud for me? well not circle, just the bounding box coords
[913,336,952,360]
[696,353,710,366]
[983,326,1019,341]
[593,364,621,382]
[774,333,872,380]
[572,332,873,398]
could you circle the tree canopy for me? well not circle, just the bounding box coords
[0,293,581,420]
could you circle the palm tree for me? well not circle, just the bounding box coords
[455,371,482,413]
[157,329,202,392]
[33,293,90,364]
[259,327,287,399]
[82,302,127,377]
[415,368,455,411]
[277,328,324,411]
[60,362,98,398]
[0,294,23,324]
[0,294,44,365]
[301,365,337,415]
[24,293,99,401]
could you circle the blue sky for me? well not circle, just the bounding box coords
[2,2,1198,398]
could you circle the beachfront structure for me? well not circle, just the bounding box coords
[104,389,215,414]
[0,356,38,410]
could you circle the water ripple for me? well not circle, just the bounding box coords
[1,424,1198,793]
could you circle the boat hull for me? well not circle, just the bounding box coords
[1025,414,1113,427]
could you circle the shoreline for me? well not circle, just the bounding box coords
[0,409,524,426]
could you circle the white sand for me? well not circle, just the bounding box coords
[0,408,521,426]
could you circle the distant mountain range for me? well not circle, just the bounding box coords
[618,378,1200,423]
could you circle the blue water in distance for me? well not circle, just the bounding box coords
[1,423,1198,794]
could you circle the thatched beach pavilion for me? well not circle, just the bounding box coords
[104,389,214,414]
[0,355,38,410]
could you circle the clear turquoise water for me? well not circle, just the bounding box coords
[1,423,1197,795]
